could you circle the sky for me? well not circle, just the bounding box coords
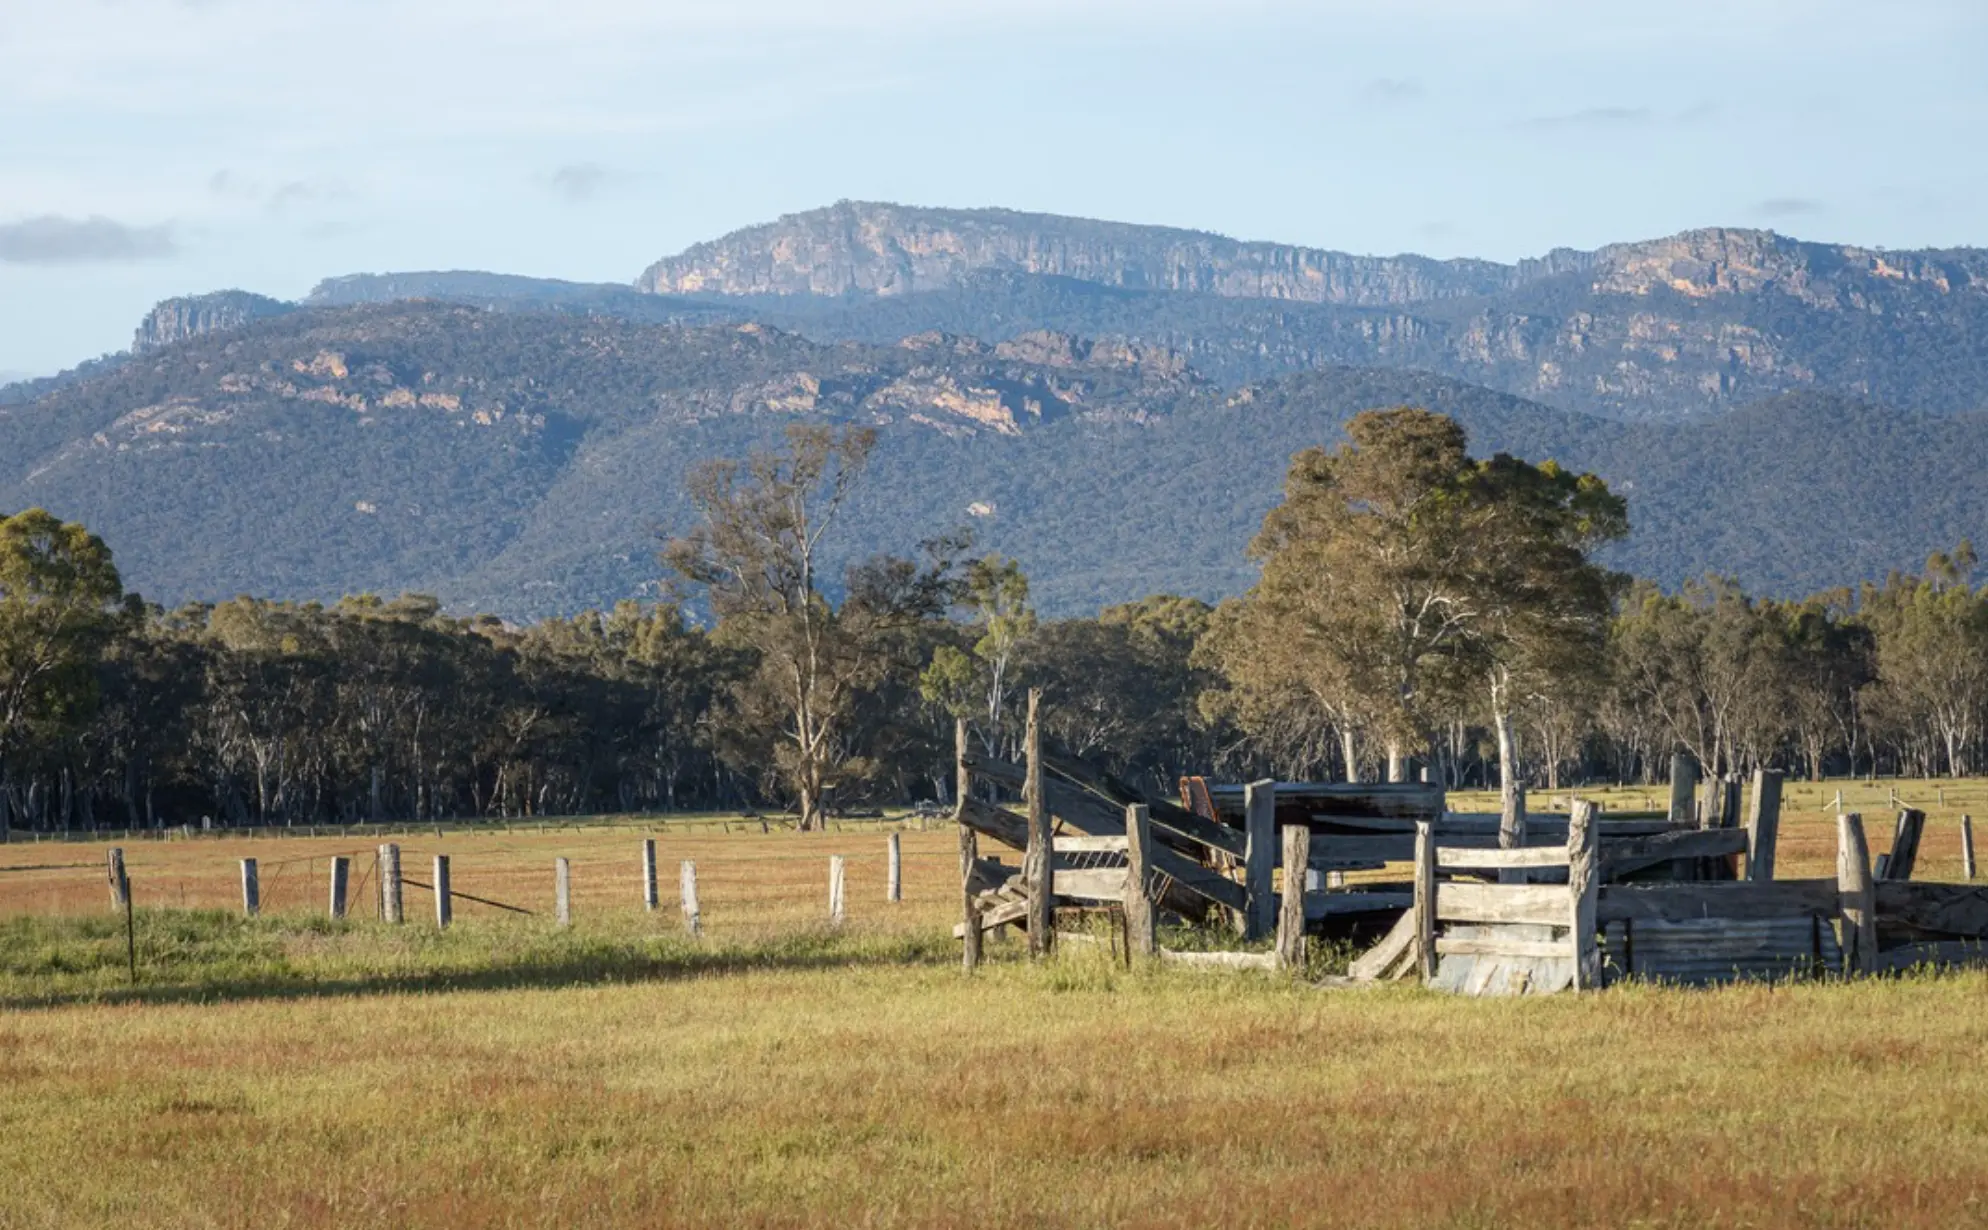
[3,0,1986,377]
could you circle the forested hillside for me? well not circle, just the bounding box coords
[4,301,1987,617]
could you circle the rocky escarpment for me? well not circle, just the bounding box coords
[132,290,297,353]
[637,200,1528,306]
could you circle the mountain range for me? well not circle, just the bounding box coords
[4,201,1986,616]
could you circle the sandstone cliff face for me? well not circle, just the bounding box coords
[133,291,297,353]
[640,203,1988,319]
[638,200,1523,306]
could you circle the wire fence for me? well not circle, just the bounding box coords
[0,824,966,938]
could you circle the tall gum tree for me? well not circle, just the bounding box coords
[665,424,959,829]
[1217,409,1624,812]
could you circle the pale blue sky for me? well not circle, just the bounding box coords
[3,0,1985,376]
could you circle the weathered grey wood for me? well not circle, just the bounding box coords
[555,856,573,927]
[957,797,1029,851]
[1053,867,1129,900]
[1600,828,1750,879]
[1871,881,1988,937]
[378,843,403,923]
[1123,804,1157,959]
[1435,935,1572,959]
[1568,799,1601,989]
[1883,809,1927,882]
[1024,690,1052,958]
[641,839,659,911]
[1721,776,1743,830]
[240,858,260,917]
[1668,753,1697,825]
[1316,813,1673,838]
[1276,824,1309,971]
[1837,813,1876,974]
[1965,815,1978,882]
[433,854,452,928]
[828,855,846,924]
[1596,879,1840,923]
[1348,909,1418,981]
[1242,779,1277,940]
[328,855,349,919]
[1437,844,1570,870]
[1053,835,1130,853]
[1204,781,1444,820]
[886,832,902,902]
[680,859,701,936]
[1413,819,1436,982]
[956,718,981,971]
[106,847,128,911]
[1144,839,1247,914]
[953,896,1030,938]
[960,754,1131,841]
[1497,784,1527,885]
[1159,949,1278,971]
[1437,882,1570,927]
[1745,769,1783,882]
[1041,751,1246,858]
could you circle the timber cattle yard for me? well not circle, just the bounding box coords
[7,746,1988,1228]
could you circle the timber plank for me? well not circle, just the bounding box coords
[1435,883,1569,927]
[1595,879,1839,923]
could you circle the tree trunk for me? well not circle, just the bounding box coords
[1340,727,1358,784]
[1386,742,1405,784]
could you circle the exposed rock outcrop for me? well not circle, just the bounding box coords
[133,291,298,353]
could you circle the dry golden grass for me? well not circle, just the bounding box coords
[3,784,1987,1228]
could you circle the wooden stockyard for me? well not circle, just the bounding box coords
[955,705,1988,993]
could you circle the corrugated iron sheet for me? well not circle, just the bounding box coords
[1603,915,1839,986]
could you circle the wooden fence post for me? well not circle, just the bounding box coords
[328,855,349,919]
[1243,779,1277,940]
[1123,804,1157,959]
[555,857,572,927]
[1276,823,1310,971]
[240,858,259,918]
[378,843,403,924]
[887,832,902,903]
[1413,819,1436,984]
[1882,809,1926,882]
[1667,753,1697,825]
[1746,769,1783,882]
[956,718,981,972]
[433,854,452,928]
[680,860,702,937]
[1568,800,1600,990]
[1024,688,1052,959]
[829,855,847,925]
[1964,815,1978,881]
[642,839,659,912]
[106,847,128,911]
[1837,813,1876,975]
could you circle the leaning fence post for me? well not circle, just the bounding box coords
[1567,800,1600,990]
[886,832,902,903]
[240,858,260,918]
[433,854,452,928]
[555,857,572,927]
[1242,779,1276,940]
[107,847,128,911]
[641,839,659,912]
[1883,809,1926,882]
[328,855,350,919]
[378,843,403,924]
[1276,823,1310,972]
[1837,813,1875,975]
[1746,769,1783,882]
[1024,688,1052,959]
[1123,803,1157,959]
[828,855,846,926]
[1413,819,1436,984]
[956,719,982,971]
[1964,815,1978,881]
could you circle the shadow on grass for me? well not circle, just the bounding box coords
[0,911,966,1011]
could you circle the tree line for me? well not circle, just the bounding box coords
[3,413,1986,835]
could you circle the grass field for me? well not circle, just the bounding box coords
[3,781,1987,1227]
